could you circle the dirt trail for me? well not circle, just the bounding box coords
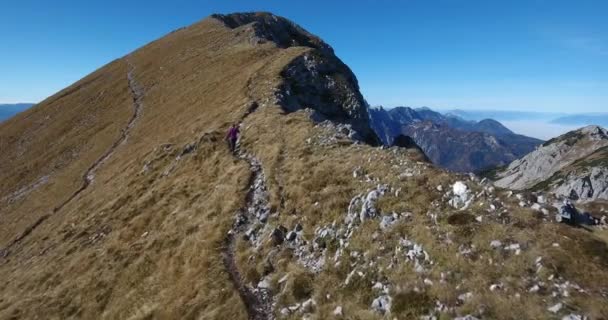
[222,102,274,320]
[0,58,144,258]
[53,59,144,211]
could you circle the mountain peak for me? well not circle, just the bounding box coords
[541,124,608,148]
[579,125,608,138]
[207,12,379,145]
[210,12,333,54]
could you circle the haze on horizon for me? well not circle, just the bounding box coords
[1,0,606,114]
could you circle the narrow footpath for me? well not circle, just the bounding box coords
[222,108,274,320]
[0,58,145,258]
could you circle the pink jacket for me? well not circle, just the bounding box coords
[226,126,239,140]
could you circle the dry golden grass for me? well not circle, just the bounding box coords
[238,102,608,319]
[0,16,297,319]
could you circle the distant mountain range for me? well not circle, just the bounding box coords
[0,103,34,121]
[445,109,563,122]
[368,106,543,172]
[445,109,608,127]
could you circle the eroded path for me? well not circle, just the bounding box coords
[54,59,144,211]
[222,99,274,319]
[0,58,145,258]
[223,151,274,320]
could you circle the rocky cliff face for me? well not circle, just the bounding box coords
[368,106,542,172]
[552,166,608,201]
[214,12,380,145]
[515,143,608,201]
[494,126,608,199]
[212,12,333,53]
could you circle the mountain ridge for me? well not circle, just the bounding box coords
[0,12,385,319]
[0,103,35,122]
[1,12,607,320]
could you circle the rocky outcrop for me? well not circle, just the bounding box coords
[552,167,608,201]
[279,51,380,145]
[494,126,608,200]
[212,12,333,54]
[528,145,608,201]
[212,12,380,145]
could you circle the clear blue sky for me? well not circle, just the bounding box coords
[1,0,606,112]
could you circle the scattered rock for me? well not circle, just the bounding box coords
[562,314,588,320]
[548,302,563,313]
[490,240,503,249]
[286,230,297,242]
[379,212,408,230]
[458,292,473,302]
[505,243,521,255]
[400,238,432,272]
[360,185,388,221]
[537,195,546,204]
[280,307,290,316]
[489,283,503,291]
[257,277,271,289]
[271,226,287,245]
[372,282,385,291]
[301,298,316,313]
[454,316,480,320]
[333,306,343,316]
[449,181,472,209]
[371,295,392,314]
[180,142,196,156]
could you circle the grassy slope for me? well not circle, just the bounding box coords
[0,17,287,319]
[243,107,608,319]
[0,59,133,246]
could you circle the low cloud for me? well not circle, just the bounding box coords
[501,120,582,140]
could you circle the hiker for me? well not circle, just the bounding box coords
[225,123,240,153]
